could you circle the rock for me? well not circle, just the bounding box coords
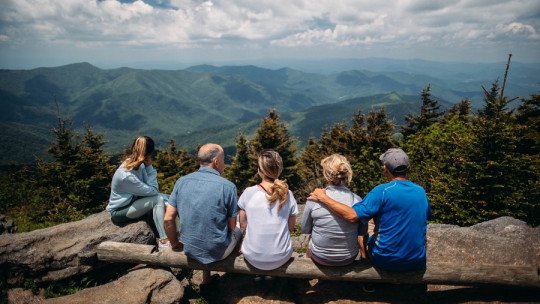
[8,266,184,304]
[427,216,540,266]
[0,211,155,285]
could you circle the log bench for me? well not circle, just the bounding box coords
[96,241,540,288]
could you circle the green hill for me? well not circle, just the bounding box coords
[0,62,491,164]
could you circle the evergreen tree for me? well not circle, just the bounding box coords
[224,133,253,194]
[297,137,325,199]
[402,85,443,137]
[366,107,395,152]
[249,109,301,192]
[154,139,197,193]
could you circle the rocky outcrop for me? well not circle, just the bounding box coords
[8,266,184,304]
[0,211,155,285]
[2,214,539,304]
[427,216,540,266]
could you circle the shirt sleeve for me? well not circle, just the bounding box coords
[300,200,314,234]
[121,171,159,197]
[289,192,298,216]
[226,184,239,218]
[352,186,383,221]
[237,189,248,210]
[167,179,181,209]
[144,164,159,191]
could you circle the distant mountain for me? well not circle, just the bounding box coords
[0,61,537,165]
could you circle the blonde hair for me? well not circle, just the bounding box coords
[321,154,353,186]
[258,149,289,210]
[122,136,154,170]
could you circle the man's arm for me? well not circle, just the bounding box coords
[309,188,359,223]
[228,216,237,232]
[164,204,181,250]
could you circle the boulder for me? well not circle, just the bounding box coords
[427,216,540,266]
[8,266,184,304]
[0,211,155,285]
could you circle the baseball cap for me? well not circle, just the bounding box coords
[379,148,409,174]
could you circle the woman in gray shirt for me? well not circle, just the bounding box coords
[301,154,364,266]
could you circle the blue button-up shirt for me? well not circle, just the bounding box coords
[169,166,238,264]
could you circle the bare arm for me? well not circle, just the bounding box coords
[164,204,181,250]
[287,215,296,233]
[239,209,247,233]
[228,216,237,232]
[309,188,359,223]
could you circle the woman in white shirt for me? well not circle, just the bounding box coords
[238,149,298,270]
[106,136,170,247]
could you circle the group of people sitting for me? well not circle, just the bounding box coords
[106,136,431,286]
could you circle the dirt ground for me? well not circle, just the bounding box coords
[183,270,540,304]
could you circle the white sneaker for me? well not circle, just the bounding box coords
[158,238,170,248]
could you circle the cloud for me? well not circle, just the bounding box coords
[0,0,539,65]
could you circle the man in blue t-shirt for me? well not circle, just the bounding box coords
[310,148,431,272]
[164,143,242,285]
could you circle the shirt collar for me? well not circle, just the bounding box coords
[198,166,221,176]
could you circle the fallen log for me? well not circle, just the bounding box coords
[96,241,540,288]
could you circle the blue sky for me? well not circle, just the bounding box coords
[1,0,539,69]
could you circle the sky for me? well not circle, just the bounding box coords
[1,0,539,69]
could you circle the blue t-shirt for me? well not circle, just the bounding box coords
[353,180,431,272]
[168,167,238,264]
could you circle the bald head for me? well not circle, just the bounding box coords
[198,143,224,167]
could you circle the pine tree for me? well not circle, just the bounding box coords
[249,109,301,192]
[154,139,197,193]
[224,133,253,194]
[366,107,395,152]
[402,85,443,137]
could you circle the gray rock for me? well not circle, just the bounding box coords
[8,266,184,304]
[427,216,540,266]
[0,211,155,285]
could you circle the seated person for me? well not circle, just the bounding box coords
[238,149,298,270]
[301,154,364,266]
[106,136,170,247]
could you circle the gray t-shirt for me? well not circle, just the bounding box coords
[301,185,362,264]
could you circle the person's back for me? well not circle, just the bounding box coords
[239,149,298,271]
[361,180,429,271]
[302,185,361,266]
[173,167,238,263]
[239,186,297,270]
[309,148,431,272]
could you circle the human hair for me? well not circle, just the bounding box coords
[258,149,288,210]
[122,136,155,170]
[321,154,353,186]
[197,143,223,166]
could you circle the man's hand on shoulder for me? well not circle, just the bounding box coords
[308,188,329,204]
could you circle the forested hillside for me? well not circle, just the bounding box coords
[2,61,538,165]
[1,77,538,231]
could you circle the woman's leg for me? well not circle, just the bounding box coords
[124,195,167,239]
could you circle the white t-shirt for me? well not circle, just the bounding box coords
[238,185,298,270]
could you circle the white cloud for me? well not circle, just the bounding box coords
[0,0,539,66]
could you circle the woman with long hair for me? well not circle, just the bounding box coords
[106,136,170,247]
[301,154,364,266]
[238,149,298,270]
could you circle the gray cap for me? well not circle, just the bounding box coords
[379,148,409,174]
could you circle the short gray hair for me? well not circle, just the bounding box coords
[197,143,223,166]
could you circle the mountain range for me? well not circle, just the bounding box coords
[1,60,538,165]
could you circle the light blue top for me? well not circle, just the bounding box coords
[106,163,159,211]
[301,185,362,264]
[353,180,431,272]
[168,166,238,264]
